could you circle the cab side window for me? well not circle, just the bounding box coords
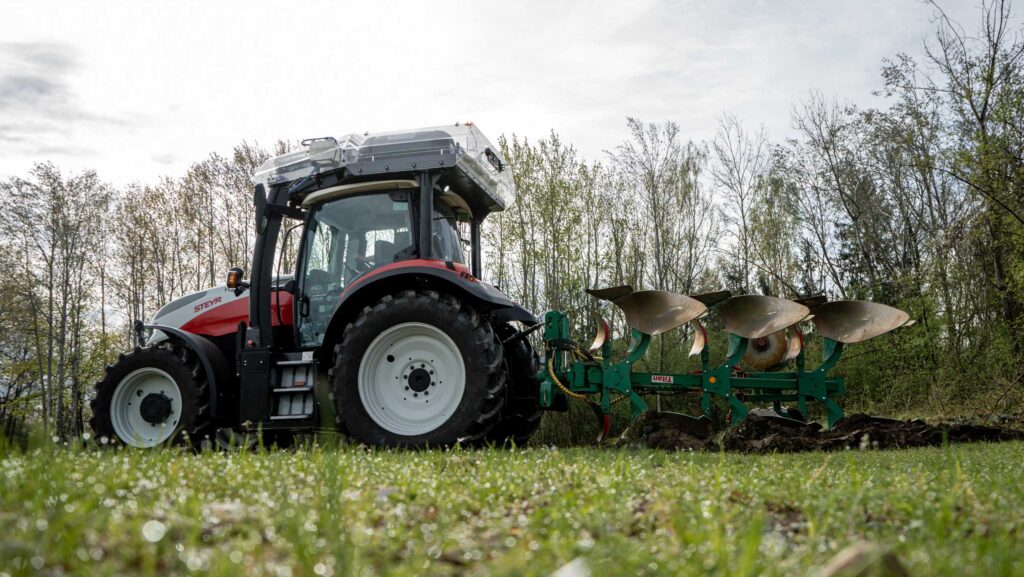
[297,193,412,347]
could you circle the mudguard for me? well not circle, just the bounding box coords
[322,262,538,351]
[142,324,232,417]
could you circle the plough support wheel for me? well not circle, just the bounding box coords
[742,331,788,370]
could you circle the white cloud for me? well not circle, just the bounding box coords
[0,0,983,184]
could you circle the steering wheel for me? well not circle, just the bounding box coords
[353,256,374,273]
[305,269,340,294]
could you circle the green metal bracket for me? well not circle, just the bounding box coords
[803,338,845,426]
[539,310,572,409]
[699,333,751,424]
[626,329,651,364]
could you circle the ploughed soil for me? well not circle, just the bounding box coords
[619,411,1024,452]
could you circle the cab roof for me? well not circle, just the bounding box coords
[252,123,515,216]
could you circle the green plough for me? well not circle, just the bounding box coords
[538,286,915,440]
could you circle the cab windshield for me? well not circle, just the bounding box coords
[297,191,464,346]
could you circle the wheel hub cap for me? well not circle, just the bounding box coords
[139,393,173,424]
[407,367,431,392]
[751,337,770,351]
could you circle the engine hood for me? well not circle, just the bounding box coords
[151,286,236,326]
[148,276,293,343]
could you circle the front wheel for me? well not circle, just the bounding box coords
[89,343,212,447]
[331,290,506,447]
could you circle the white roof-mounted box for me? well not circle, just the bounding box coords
[252,123,515,211]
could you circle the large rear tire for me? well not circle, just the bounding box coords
[331,290,506,447]
[484,324,544,446]
[89,343,212,448]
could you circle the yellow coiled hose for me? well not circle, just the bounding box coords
[546,350,627,405]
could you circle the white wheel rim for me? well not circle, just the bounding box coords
[358,322,466,436]
[110,367,183,448]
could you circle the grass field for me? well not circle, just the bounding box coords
[1,440,1023,577]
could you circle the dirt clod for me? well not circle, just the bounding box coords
[619,411,714,450]
[627,411,1024,452]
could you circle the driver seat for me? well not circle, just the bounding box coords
[374,239,397,266]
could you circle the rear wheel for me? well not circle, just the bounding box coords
[90,343,212,448]
[331,290,506,447]
[485,324,544,446]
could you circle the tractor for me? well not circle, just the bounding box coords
[91,124,546,448]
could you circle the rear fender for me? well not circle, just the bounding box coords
[143,324,232,418]
[319,267,537,358]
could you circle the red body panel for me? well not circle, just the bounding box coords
[178,260,470,338]
[181,292,294,337]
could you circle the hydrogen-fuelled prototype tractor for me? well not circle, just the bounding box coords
[91,123,547,448]
[90,122,915,450]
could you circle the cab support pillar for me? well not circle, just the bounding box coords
[417,173,440,260]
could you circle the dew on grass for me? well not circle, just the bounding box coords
[141,519,166,542]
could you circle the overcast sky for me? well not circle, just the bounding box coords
[0,0,981,185]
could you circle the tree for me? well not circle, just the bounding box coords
[712,113,771,294]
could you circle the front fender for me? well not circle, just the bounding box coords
[143,324,231,418]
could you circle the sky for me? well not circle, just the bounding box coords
[0,0,982,186]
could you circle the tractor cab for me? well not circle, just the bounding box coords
[249,124,521,349]
[294,182,469,347]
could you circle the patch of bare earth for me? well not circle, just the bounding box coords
[621,411,1024,452]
